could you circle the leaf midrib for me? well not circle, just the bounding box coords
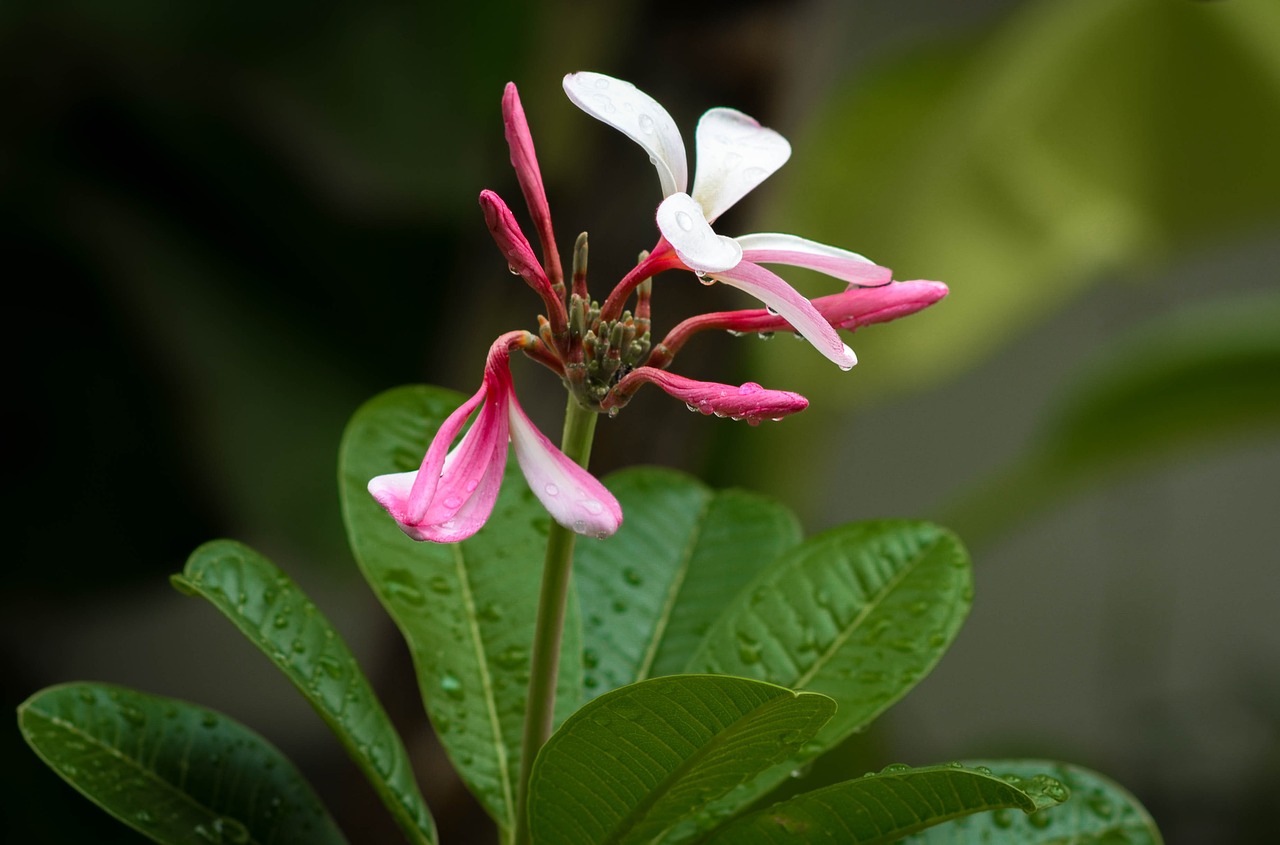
[634,493,713,682]
[792,533,942,690]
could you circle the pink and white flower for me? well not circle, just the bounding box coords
[368,334,622,543]
[564,71,894,371]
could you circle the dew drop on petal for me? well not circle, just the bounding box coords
[594,77,609,89]
[726,330,744,337]
[583,499,604,515]
[443,495,463,509]
[737,382,762,394]
[757,331,774,340]
[545,483,559,496]
[674,211,694,232]
[638,113,655,134]
[685,403,698,412]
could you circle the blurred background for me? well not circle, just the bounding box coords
[3,0,1277,842]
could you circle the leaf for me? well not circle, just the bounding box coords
[680,521,971,824]
[171,539,436,845]
[17,683,346,845]
[689,520,970,747]
[902,759,1162,844]
[947,293,1280,545]
[702,763,1069,843]
[527,675,835,845]
[573,467,802,697]
[338,385,582,838]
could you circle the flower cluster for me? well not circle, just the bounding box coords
[369,73,947,543]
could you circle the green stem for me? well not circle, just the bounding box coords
[513,395,598,845]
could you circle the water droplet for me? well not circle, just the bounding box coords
[120,706,146,727]
[611,599,628,614]
[573,519,587,533]
[638,113,655,133]
[494,645,528,671]
[427,575,452,595]
[134,810,155,825]
[78,690,97,705]
[507,264,520,275]
[544,483,559,496]
[593,77,609,89]
[726,329,745,337]
[607,406,619,418]
[1087,795,1114,819]
[272,613,290,629]
[440,673,464,701]
[698,273,716,286]
[591,93,615,113]
[622,567,643,586]
[582,649,600,669]
[685,403,698,412]
[1028,811,1052,829]
[317,656,344,680]
[383,571,426,607]
[975,765,993,776]
[291,639,306,654]
[479,602,504,622]
[992,809,1015,829]
[879,763,911,775]
[737,382,762,394]
[465,479,479,492]
[674,211,694,232]
[443,495,463,509]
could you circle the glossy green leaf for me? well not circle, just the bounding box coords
[338,385,582,839]
[527,675,835,845]
[171,539,435,845]
[903,759,1162,844]
[948,294,1280,545]
[689,520,970,746]
[18,683,346,845]
[702,763,1069,843]
[681,521,971,825]
[573,467,802,698]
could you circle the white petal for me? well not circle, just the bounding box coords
[691,108,790,223]
[712,260,857,370]
[656,193,743,273]
[507,400,622,538]
[563,72,688,198]
[736,232,891,285]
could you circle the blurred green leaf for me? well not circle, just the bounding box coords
[573,467,802,698]
[338,385,582,838]
[678,521,971,826]
[702,764,1069,844]
[172,540,436,845]
[744,0,1280,505]
[902,759,1162,844]
[948,293,1280,545]
[527,675,835,845]
[18,683,346,845]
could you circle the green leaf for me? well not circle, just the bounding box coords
[901,759,1162,844]
[681,521,971,825]
[947,294,1280,545]
[703,764,1069,844]
[17,683,346,845]
[574,467,802,697]
[689,520,971,746]
[171,539,436,845]
[338,385,582,838]
[527,675,835,845]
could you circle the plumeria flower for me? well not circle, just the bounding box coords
[368,332,622,542]
[564,71,894,371]
[603,368,808,425]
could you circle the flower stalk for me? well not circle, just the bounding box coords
[514,394,599,845]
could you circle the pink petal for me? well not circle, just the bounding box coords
[814,280,949,330]
[507,397,622,539]
[563,72,688,198]
[691,108,791,223]
[656,193,742,273]
[627,367,808,424]
[710,260,857,370]
[736,233,892,285]
[412,390,510,541]
[502,82,562,285]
